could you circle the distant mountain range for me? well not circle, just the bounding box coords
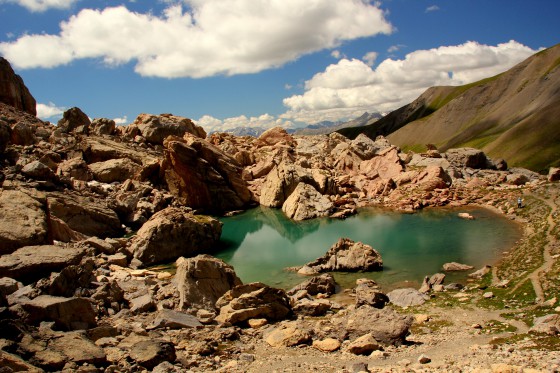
[339,43,560,172]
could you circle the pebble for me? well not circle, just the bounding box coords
[483,292,494,298]
[418,354,431,364]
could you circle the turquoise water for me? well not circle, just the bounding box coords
[214,206,521,291]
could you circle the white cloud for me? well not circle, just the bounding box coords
[196,113,293,133]
[331,50,341,59]
[282,41,537,124]
[36,102,65,120]
[426,5,440,12]
[387,44,406,53]
[362,51,378,67]
[0,1,392,78]
[2,0,78,12]
[112,116,128,125]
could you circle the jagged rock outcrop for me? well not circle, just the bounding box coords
[0,119,11,153]
[282,182,333,220]
[162,134,252,212]
[354,278,389,308]
[0,57,36,115]
[89,158,141,183]
[174,255,242,311]
[134,113,206,144]
[129,207,222,267]
[301,238,383,273]
[287,273,337,297]
[90,117,116,136]
[57,107,91,134]
[215,282,292,325]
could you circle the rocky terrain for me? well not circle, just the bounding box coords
[1,58,560,372]
[339,43,560,173]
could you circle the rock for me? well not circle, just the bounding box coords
[259,162,309,208]
[548,167,560,182]
[216,282,292,325]
[129,340,177,370]
[287,273,337,297]
[49,216,88,243]
[416,165,452,191]
[264,322,312,347]
[292,298,331,316]
[57,107,90,134]
[19,295,96,330]
[0,119,11,153]
[282,182,333,220]
[175,255,241,311]
[312,338,341,352]
[0,189,50,254]
[0,57,36,115]
[418,354,431,364]
[0,245,87,283]
[443,262,475,271]
[47,259,95,297]
[297,265,319,276]
[468,265,492,279]
[506,173,530,186]
[162,134,251,212]
[47,192,122,238]
[0,350,43,372]
[90,117,116,136]
[0,277,21,297]
[130,208,222,267]
[134,113,205,144]
[129,293,156,314]
[334,306,413,346]
[21,160,56,181]
[147,309,203,330]
[387,288,429,307]
[359,146,403,180]
[458,212,475,220]
[89,158,141,183]
[346,333,382,355]
[429,273,445,286]
[258,126,295,146]
[530,314,560,335]
[483,292,494,298]
[355,279,388,308]
[444,148,493,169]
[303,238,383,273]
[56,157,93,181]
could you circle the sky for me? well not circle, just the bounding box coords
[0,0,558,133]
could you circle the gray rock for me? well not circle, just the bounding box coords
[89,158,141,183]
[147,309,203,330]
[0,119,11,154]
[57,107,90,134]
[129,293,156,314]
[129,340,176,370]
[303,238,383,273]
[530,314,560,335]
[387,288,429,307]
[287,273,337,297]
[19,295,97,330]
[90,117,116,136]
[134,113,205,145]
[443,262,474,271]
[282,182,333,220]
[346,333,382,355]
[355,279,388,308]
[21,160,56,181]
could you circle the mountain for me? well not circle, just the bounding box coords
[293,112,381,135]
[339,43,560,172]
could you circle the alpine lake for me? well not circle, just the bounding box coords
[212,206,522,291]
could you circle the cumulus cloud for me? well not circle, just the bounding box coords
[282,41,537,124]
[387,44,406,53]
[196,113,293,133]
[112,116,128,125]
[0,0,392,78]
[36,102,65,120]
[362,51,378,67]
[426,5,440,12]
[2,0,78,12]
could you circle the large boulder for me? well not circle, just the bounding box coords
[162,134,251,212]
[260,162,314,208]
[549,167,560,182]
[89,158,141,183]
[0,189,50,254]
[287,273,337,297]
[134,113,206,144]
[354,279,389,308]
[21,160,56,181]
[0,119,11,153]
[258,127,295,146]
[129,207,222,267]
[215,282,292,325]
[444,148,493,169]
[19,295,97,330]
[359,146,403,180]
[47,193,122,238]
[0,244,87,283]
[57,107,90,134]
[0,57,36,115]
[302,238,383,273]
[387,288,429,307]
[281,182,333,220]
[90,117,116,136]
[174,255,241,311]
[56,157,93,181]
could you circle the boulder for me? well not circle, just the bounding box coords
[260,162,313,208]
[287,273,337,297]
[129,208,222,267]
[443,262,474,271]
[19,295,97,330]
[346,333,382,355]
[47,259,95,297]
[303,238,383,273]
[312,338,341,352]
[134,113,206,144]
[0,189,50,254]
[468,265,492,279]
[0,244,87,283]
[387,288,429,307]
[147,309,203,330]
[89,158,141,183]
[258,126,295,146]
[90,117,116,136]
[0,119,11,153]
[548,167,560,182]
[359,146,403,180]
[10,121,36,145]
[56,157,93,181]
[444,148,493,169]
[530,314,560,335]
[0,277,21,297]
[354,279,388,308]
[415,165,452,191]
[0,350,43,372]
[292,298,332,316]
[281,182,333,220]
[175,255,241,311]
[264,322,312,347]
[57,107,90,134]
[47,192,122,238]
[129,340,177,370]
[0,57,36,115]
[21,160,56,181]
[162,134,251,212]
[215,282,292,325]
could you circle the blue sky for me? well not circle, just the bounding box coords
[0,0,558,132]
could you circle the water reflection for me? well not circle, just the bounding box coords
[214,206,521,290]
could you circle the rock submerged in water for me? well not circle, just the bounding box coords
[300,238,383,273]
[443,262,475,271]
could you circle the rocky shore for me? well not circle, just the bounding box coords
[1,58,560,372]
